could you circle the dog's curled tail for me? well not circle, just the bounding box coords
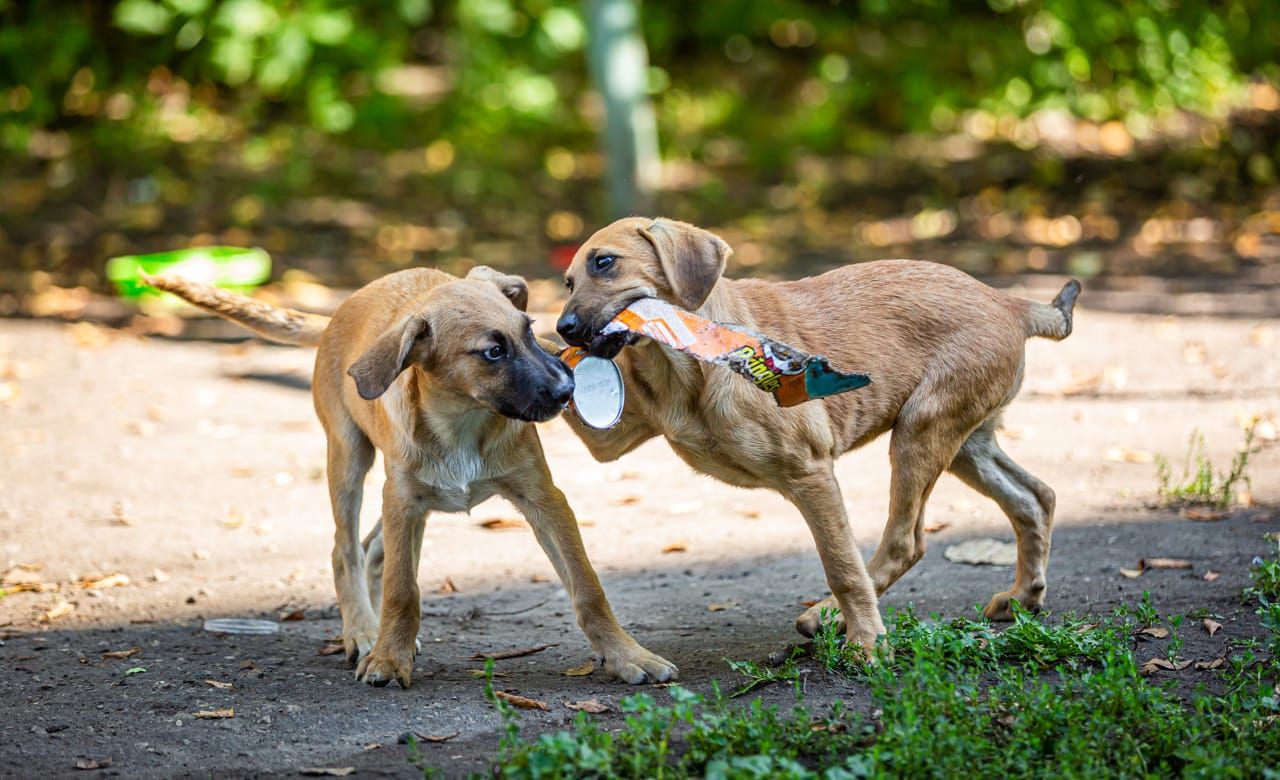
[1024,279,1081,341]
[141,274,329,347]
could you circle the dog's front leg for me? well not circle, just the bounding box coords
[499,467,677,684]
[356,473,428,688]
[784,466,885,656]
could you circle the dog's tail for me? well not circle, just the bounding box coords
[1023,279,1081,341]
[142,274,329,347]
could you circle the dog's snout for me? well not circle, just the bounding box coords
[557,310,588,346]
[549,371,574,405]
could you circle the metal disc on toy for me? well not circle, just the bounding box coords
[571,356,625,429]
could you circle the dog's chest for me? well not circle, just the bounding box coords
[412,449,491,512]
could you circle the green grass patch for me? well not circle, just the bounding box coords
[1155,423,1258,509]
[444,553,1280,779]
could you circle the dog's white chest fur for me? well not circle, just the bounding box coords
[384,386,497,512]
[414,448,487,512]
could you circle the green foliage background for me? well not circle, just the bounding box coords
[1,0,1278,287]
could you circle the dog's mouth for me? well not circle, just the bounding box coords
[494,399,567,424]
[583,298,645,359]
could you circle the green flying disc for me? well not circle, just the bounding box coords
[107,246,271,300]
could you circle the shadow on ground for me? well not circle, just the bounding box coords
[2,508,1275,779]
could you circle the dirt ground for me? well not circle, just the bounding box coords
[1,299,1278,778]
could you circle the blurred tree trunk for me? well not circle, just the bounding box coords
[585,0,659,218]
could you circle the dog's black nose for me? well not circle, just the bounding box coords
[557,311,587,346]
[549,373,574,406]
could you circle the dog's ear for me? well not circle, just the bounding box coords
[347,314,431,400]
[638,219,731,310]
[466,266,529,312]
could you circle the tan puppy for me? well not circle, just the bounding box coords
[145,267,676,687]
[555,218,1079,654]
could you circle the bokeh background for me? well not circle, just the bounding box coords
[1,0,1279,312]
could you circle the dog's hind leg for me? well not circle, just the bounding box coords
[948,419,1055,620]
[865,412,970,598]
[362,521,383,618]
[787,466,884,655]
[326,421,379,665]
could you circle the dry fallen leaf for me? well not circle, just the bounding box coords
[564,660,595,677]
[1203,570,1221,582]
[1140,657,1192,675]
[78,573,130,589]
[565,699,609,714]
[41,600,75,622]
[67,322,110,349]
[470,644,555,661]
[317,642,345,656]
[1203,618,1223,636]
[398,731,459,744]
[707,601,738,612]
[943,538,1017,566]
[466,669,509,678]
[298,768,355,777]
[193,708,234,719]
[495,691,550,711]
[73,757,112,771]
[1141,558,1193,570]
[102,647,141,660]
[204,679,233,690]
[479,517,527,531]
[1138,627,1170,639]
[922,520,951,533]
[662,542,688,554]
[1119,567,1144,579]
[529,573,551,583]
[1183,508,1229,522]
[799,599,820,607]
[279,608,306,622]
[1194,658,1225,671]
[1059,369,1103,396]
[439,576,459,594]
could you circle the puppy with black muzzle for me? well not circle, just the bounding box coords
[556,217,1080,656]
[145,266,676,688]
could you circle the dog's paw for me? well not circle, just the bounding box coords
[845,620,885,662]
[601,645,678,685]
[984,590,1042,621]
[794,596,842,638]
[343,626,379,666]
[355,647,414,689]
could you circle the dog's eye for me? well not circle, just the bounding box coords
[591,255,617,274]
[482,344,507,362]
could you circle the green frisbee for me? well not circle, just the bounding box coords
[107,246,271,301]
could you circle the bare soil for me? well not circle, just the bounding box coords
[1,302,1277,778]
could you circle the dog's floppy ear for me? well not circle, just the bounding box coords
[347,314,431,400]
[638,219,731,310]
[466,265,529,312]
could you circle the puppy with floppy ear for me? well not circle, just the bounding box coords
[556,217,1079,656]
[144,266,677,688]
[638,220,729,310]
